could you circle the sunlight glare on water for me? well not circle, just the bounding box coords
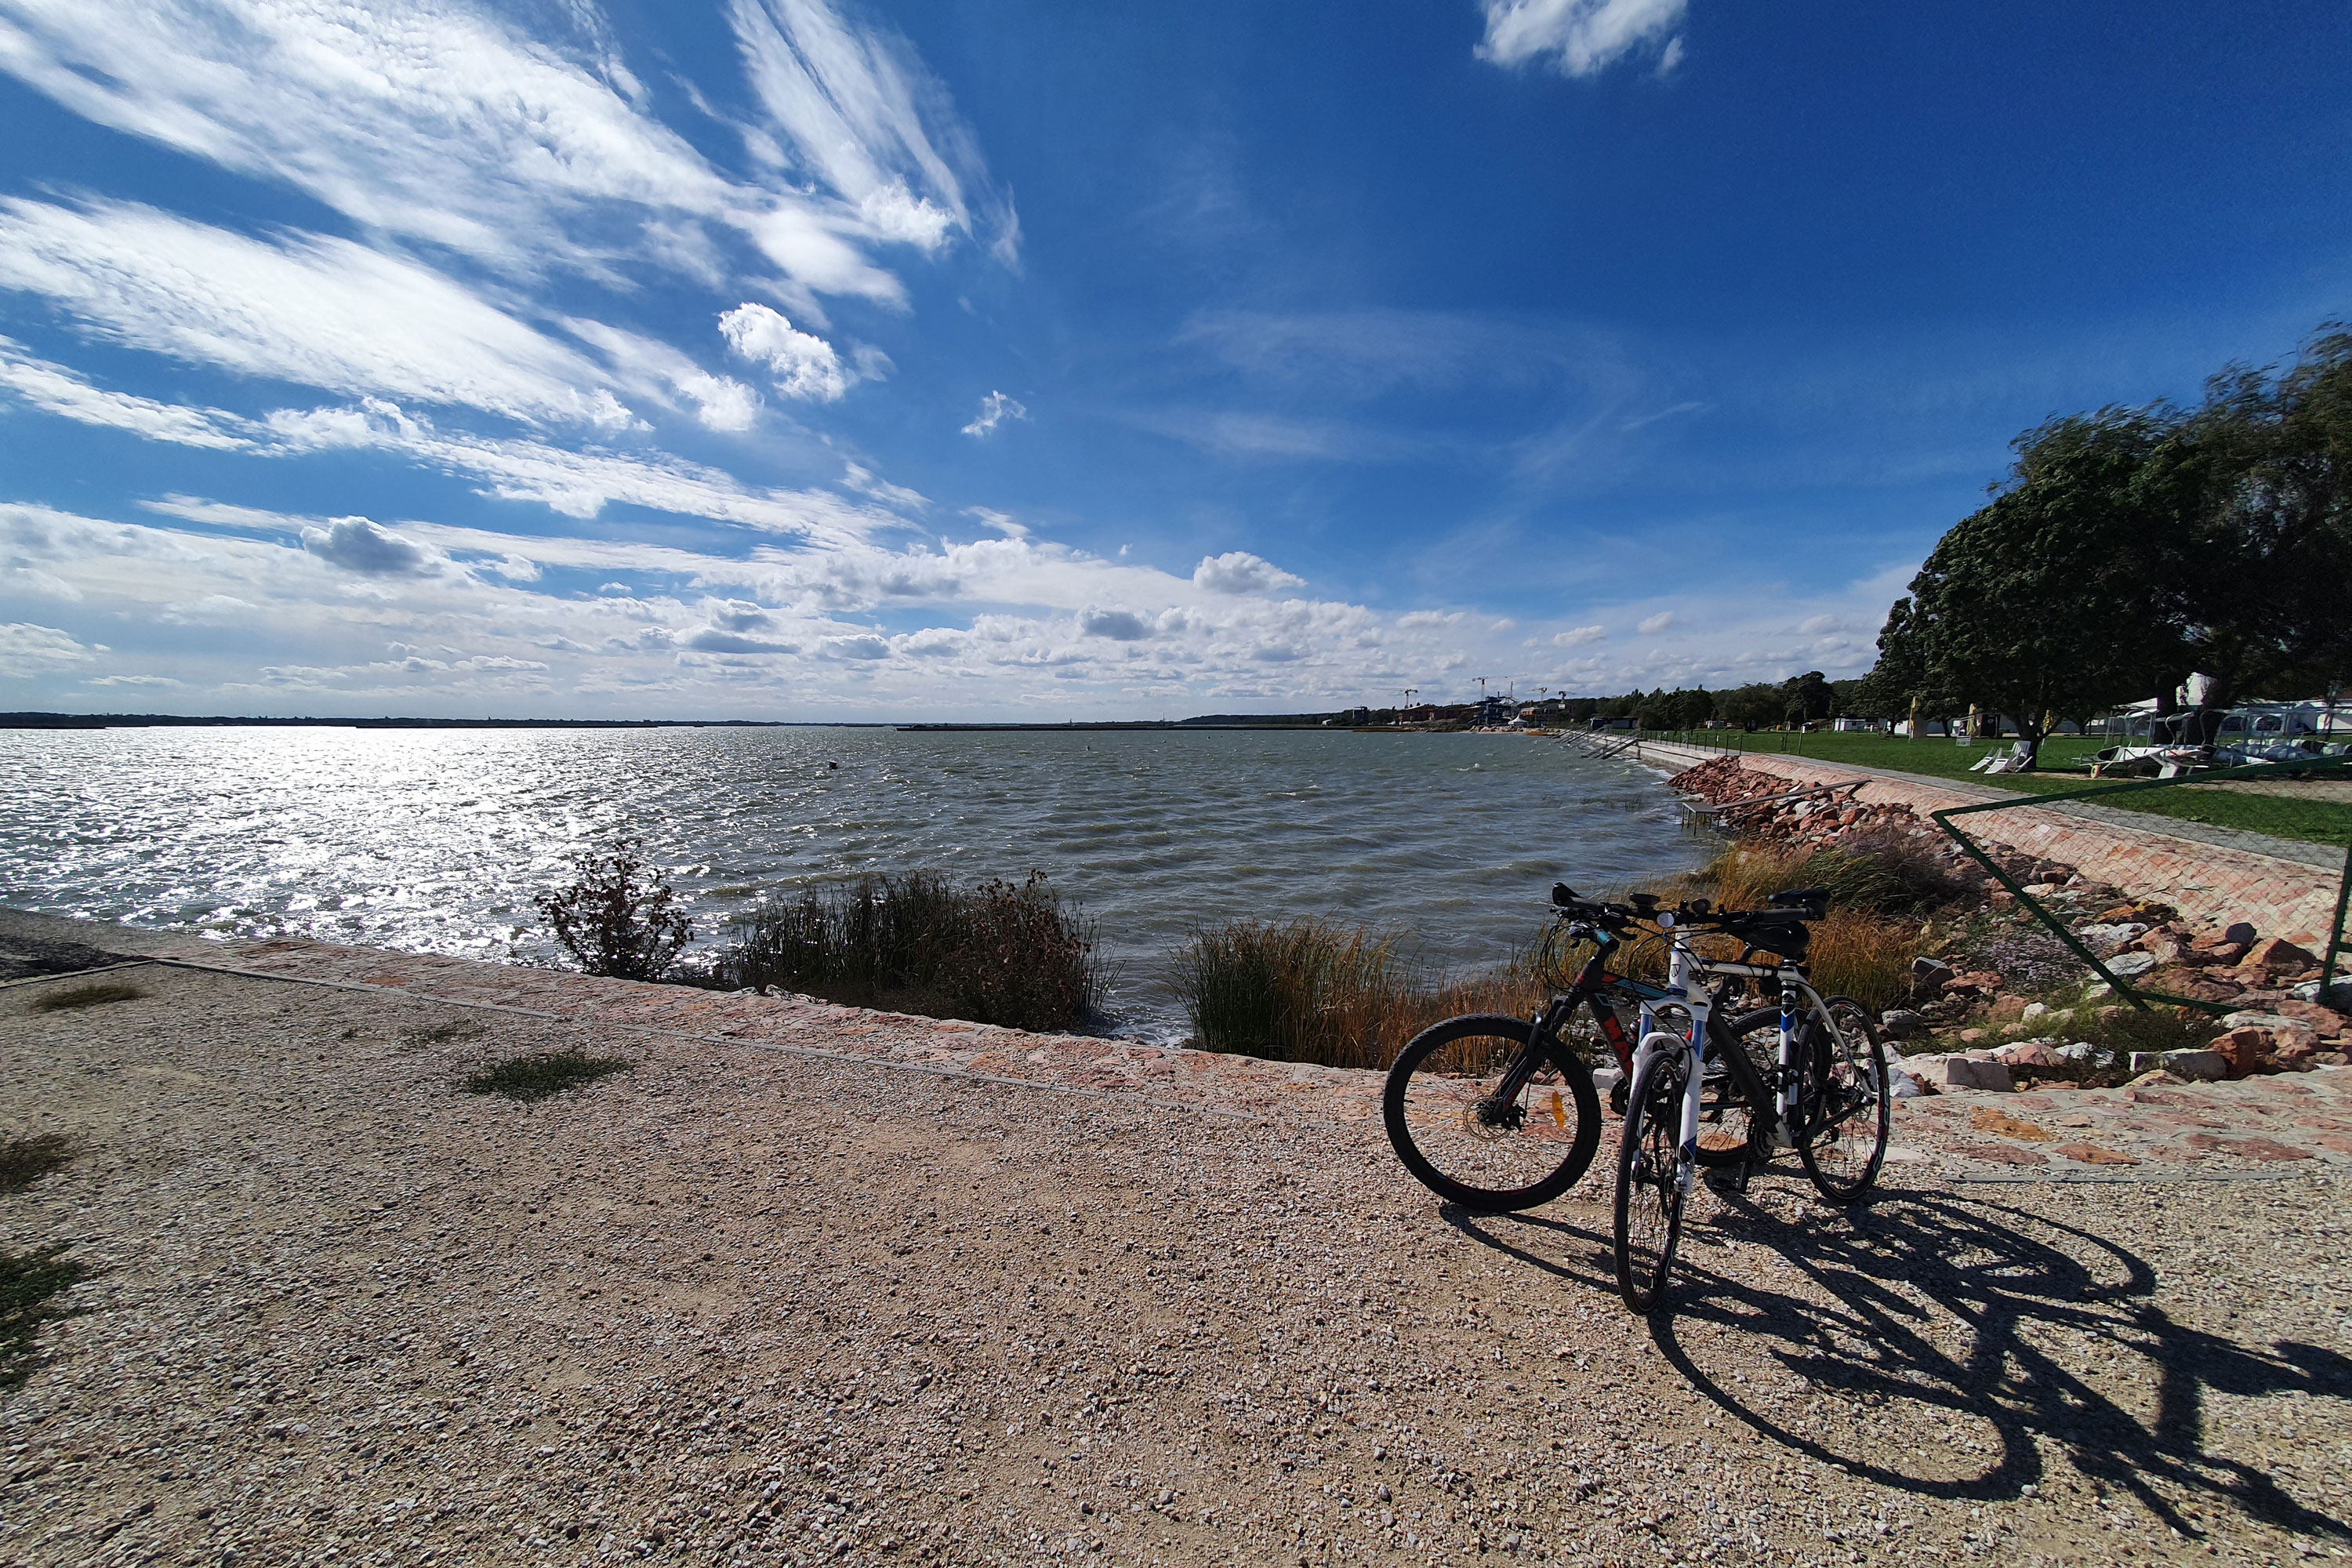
[2,726,1706,1036]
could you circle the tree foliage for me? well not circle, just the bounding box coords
[1858,325,2352,764]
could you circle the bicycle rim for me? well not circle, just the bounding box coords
[1798,997,1889,1201]
[1384,1014,1601,1212]
[1613,1051,1687,1313]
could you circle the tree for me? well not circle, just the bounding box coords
[2158,329,2352,724]
[1873,410,2192,768]
[1717,682,1783,730]
[1781,670,1834,727]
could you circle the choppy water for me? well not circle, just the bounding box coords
[0,726,1704,1037]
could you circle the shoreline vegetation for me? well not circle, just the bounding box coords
[524,812,2040,1068]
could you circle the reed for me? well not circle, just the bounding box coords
[716,872,1107,1033]
[1173,919,1551,1069]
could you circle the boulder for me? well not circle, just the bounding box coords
[1942,970,2003,996]
[1886,1058,1929,1098]
[1910,956,1955,998]
[2106,952,2158,978]
[2193,942,2249,967]
[2218,921,2259,947]
[2219,1011,2319,1036]
[2272,1000,2347,1035]
[2214,1028,2274,1079]
[2248,937,2319,971]
[1985,995,2030,1022]
[1904,1054,2015,1093]
[1878,1008,1929,1041]
[1994,1041,2063,1069]
[2074,922,2146,953]
[2127,1048,2225,1082]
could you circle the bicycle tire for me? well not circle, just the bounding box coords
[1383,1014,1602,1212]
[1796,996,1890,1202]
[1613,1046,1690,1313]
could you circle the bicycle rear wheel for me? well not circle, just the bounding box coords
[1692,1008,1780,1167]
[1797,997,1889,1202]
[1384,1014,1602,1212]
[1613,1047,1690,1313]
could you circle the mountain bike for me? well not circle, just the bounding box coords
[1381,887,1667,1213]
[1614,891,1890,1313]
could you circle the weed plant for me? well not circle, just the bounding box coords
[715,872,1105,1033]
[0,1135,71,1193]
[1,1242,84,1391]
[463,1051,632,1102]
[536,837,692,982]
[29,982,143,1012]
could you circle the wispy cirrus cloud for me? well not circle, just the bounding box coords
[0,0,1014,304]
[0,198,633,426]
[1474,0,1688,78]
[961,390,1027,437]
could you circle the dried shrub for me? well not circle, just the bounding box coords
[716,873,1105,1033]
[535,837,692,982]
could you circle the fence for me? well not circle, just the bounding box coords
[1928,758,2351,1014]
[1558,728,2350,1011]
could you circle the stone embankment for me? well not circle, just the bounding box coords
[1636,739,2342,941]
[1666,753,2350,1093]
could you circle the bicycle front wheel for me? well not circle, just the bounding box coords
[1797,997,1890,1202]
[1383,1014,1601,1212]
[1613,1047,1690,1313]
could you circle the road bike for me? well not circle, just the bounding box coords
[1613,891,1890,1313]
[1381,887,1667,1212]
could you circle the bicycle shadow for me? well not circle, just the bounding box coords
[1444,1184,2352,1545]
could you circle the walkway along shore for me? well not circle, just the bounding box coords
[5,910,2352,1565]
[1623,739,2341,943]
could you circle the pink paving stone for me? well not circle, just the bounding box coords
[2183,1134,2313,1161]
[2052,1142,2139,1166]
[2144,1145,2201,1163]
[2312,1134,2352,1155]
[1944,1140,2046,1167]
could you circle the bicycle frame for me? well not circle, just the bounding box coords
[1475,926,1668,1123]
[1683,951,1834,1152]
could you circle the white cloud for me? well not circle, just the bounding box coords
[300,517,443,577]
[1475,0,1687,78]
[0,0,1011,311]
[718,303,848,402]
[564,318,763,432]
[1552,625,1607,646]
[0,620,92,676]
[0,198,630,425]
[1636,611,1675,633]
[727,0,1016,264]
[0,336,252,448]
[1192,551,1305,596]
[962,390,1027,437]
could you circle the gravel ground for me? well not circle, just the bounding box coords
[5,962,2351,1568]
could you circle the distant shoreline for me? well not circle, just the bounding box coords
[2,713,1363,732]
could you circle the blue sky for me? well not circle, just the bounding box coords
[0,0,2345,719]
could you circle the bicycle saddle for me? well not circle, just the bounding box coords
[1716,910,1813,956]
[1767,887,1831,917]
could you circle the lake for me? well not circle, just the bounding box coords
[1,726,1706,1038]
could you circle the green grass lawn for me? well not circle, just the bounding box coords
[1634,729,2351,849]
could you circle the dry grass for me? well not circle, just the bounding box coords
[713,872,1108,1033]
[1174,920,1552,1070]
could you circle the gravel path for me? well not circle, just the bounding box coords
[5,960,2352,1568]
